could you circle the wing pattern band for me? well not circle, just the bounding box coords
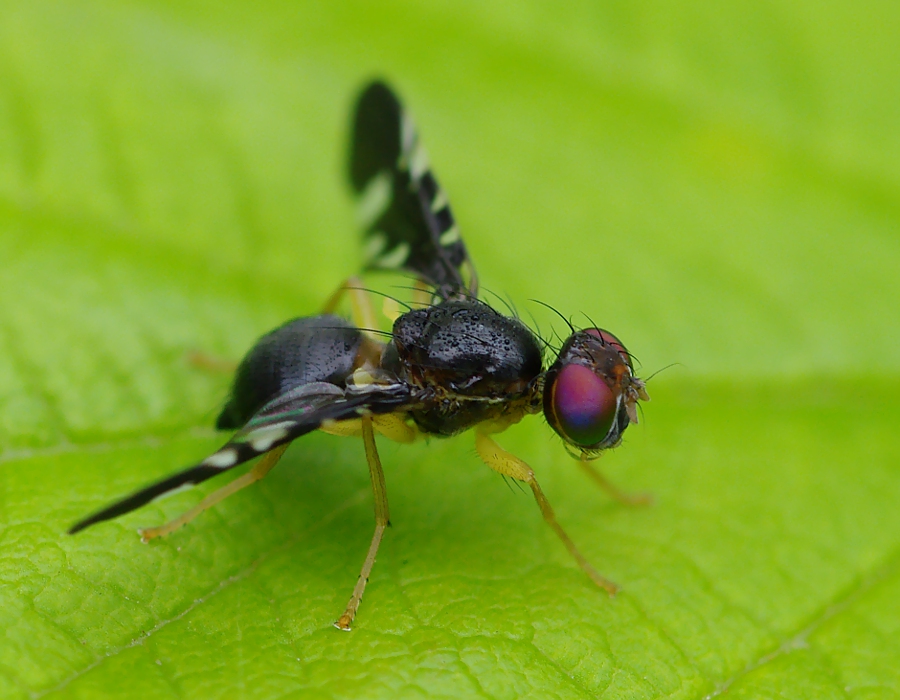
[69,382,411,533]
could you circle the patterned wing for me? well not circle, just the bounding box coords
[349,81,477,299]
[69,381,411,534]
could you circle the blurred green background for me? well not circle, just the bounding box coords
[1,1,899,698]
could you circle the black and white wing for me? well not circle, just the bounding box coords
[349,81,477,299]
[69,381,411,534]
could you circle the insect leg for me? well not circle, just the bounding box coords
[138,444,289,542]
[322,276,379,331]
[372,413,417,443]
[319,417,364,438]
[412,278,433,307]
[577,457,652,506]
[320,414,417,444]
[474,430,618,596]
[184,350,238,374]
[335,415,390,630]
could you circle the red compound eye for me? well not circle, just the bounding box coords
[545,363,617,448]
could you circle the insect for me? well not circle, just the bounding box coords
[69,81,650,630]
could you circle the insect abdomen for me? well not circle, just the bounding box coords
[217,315,364,429]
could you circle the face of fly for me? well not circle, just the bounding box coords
[542,328,649,457]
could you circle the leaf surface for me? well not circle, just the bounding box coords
[2,1,899,698]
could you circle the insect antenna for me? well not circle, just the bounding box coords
[643,362,682,382]
[529,299,575,334]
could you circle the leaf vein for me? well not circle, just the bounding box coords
[703,542,900,698]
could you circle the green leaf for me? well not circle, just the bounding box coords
[2,0,899,698]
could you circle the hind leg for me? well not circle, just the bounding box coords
[139,444,289,542]
[322,276,379,330]
[184,350,238,374]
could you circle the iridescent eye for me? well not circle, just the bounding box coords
[545,363,617,448]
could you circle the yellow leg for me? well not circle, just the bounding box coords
[322,276,379,331]
[373,414,417,443]
[578,458,652,506]
[381,296,403,323]
[320,418,364,438]
[335,416,391,630]
[412,278,433,307]
[185,350,238,374]
[320,414,417,444]
[139,444,289,542]
[474,430,618,596]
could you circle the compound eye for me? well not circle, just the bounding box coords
[545,363,617,448]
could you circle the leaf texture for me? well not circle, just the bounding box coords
[1,1,899,698]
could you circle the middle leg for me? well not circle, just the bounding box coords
[334,415,391,630]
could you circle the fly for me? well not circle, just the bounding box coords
[69,81,650,630]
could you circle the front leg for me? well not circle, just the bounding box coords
[474,430,618,596]
[578,457,652,506]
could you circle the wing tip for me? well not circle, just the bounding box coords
[357,77,399,103]
[66,463,225,536]
[66,506,122,536]
[349,78,405,191]
[67,520,89,535]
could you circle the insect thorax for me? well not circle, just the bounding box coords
[383,299,543,436]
